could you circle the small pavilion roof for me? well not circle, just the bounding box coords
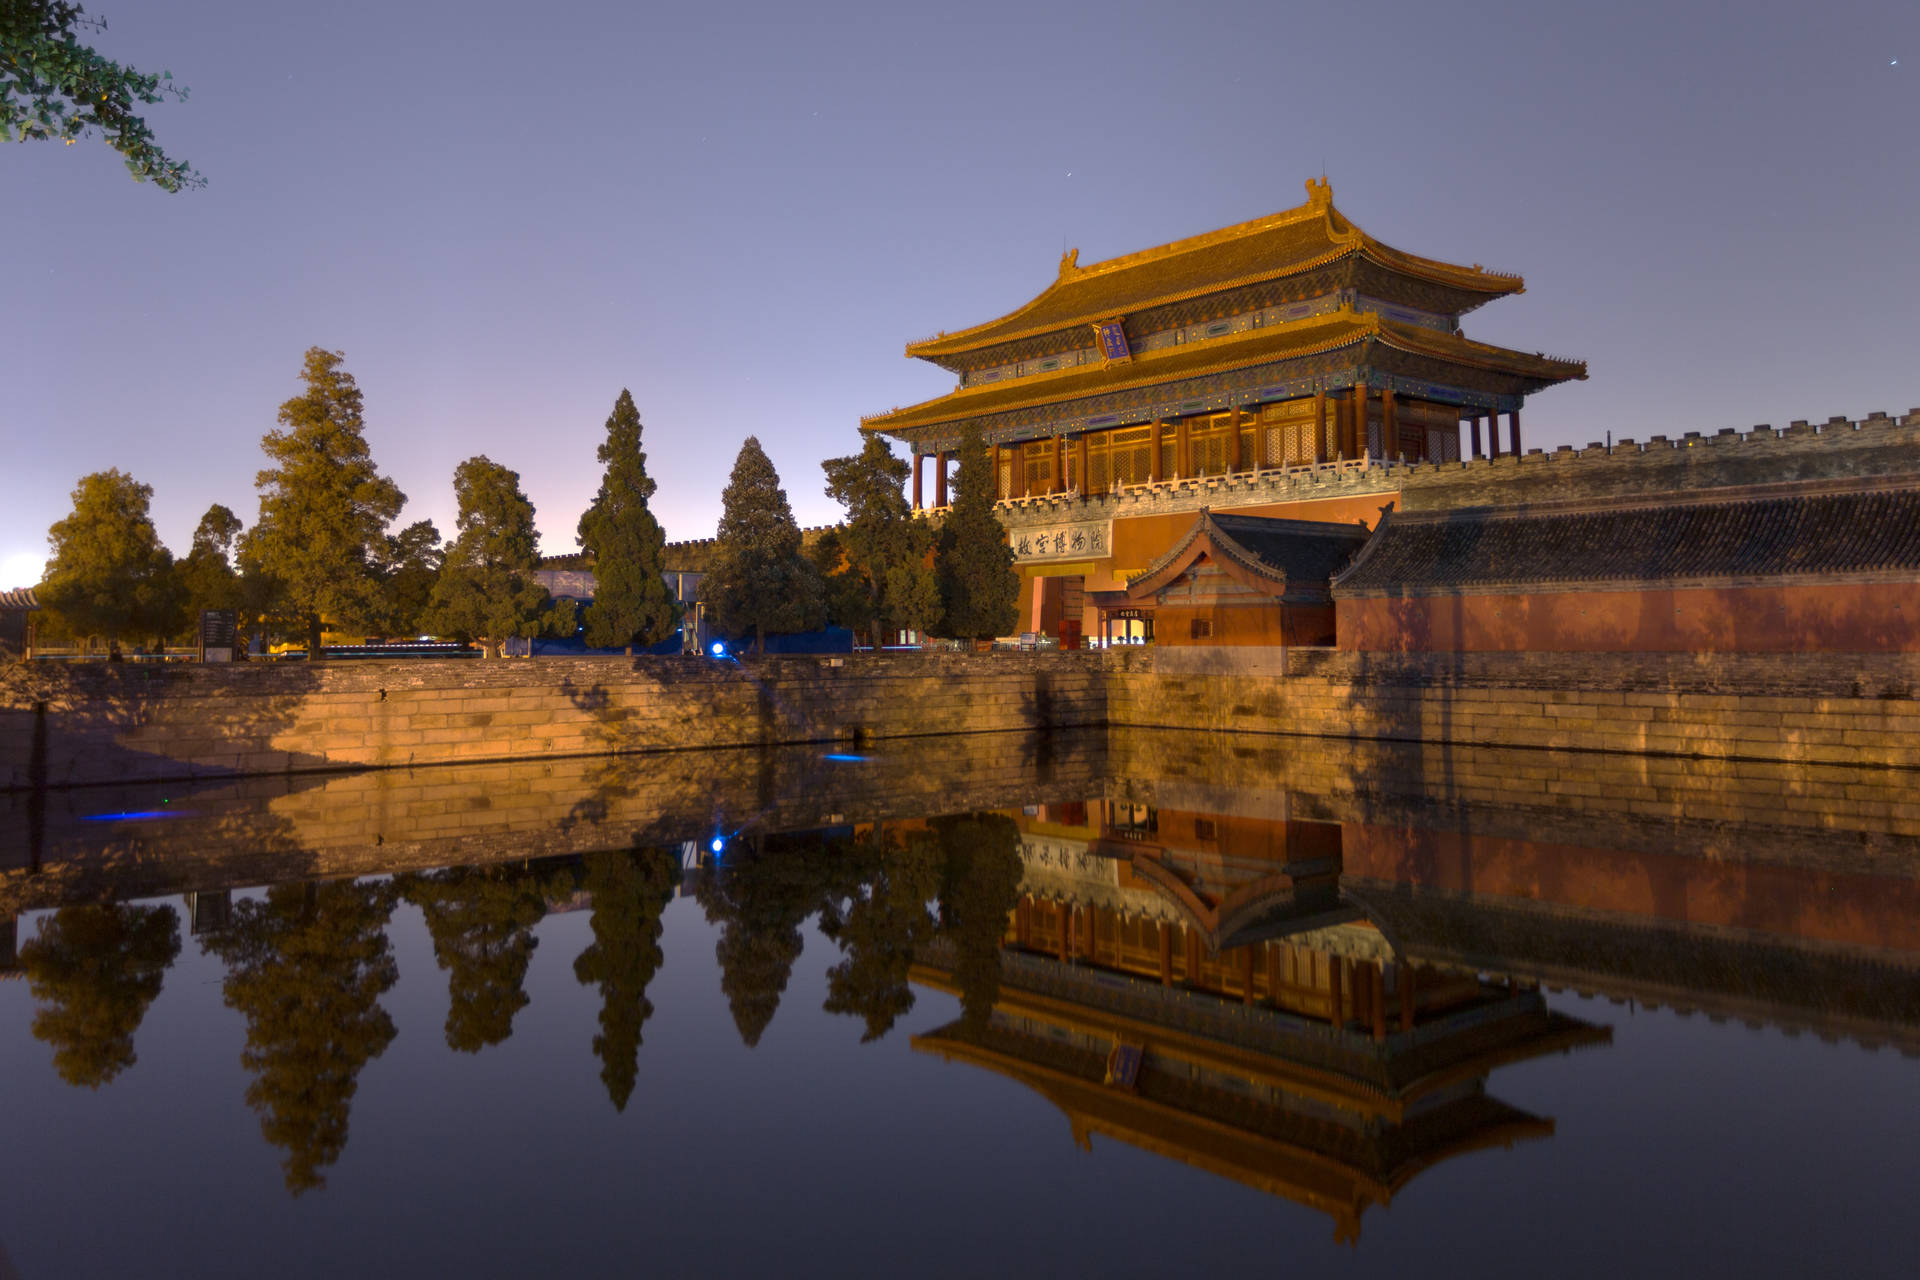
[1128,510,1373,602]
[863,307,1583,436]
[1334,478,1920,597]
[0,588,39,611]
[904,178,1524,361]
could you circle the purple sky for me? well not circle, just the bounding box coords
[4,0,1915,588]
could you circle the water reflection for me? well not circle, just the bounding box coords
[2,728,1917,1264]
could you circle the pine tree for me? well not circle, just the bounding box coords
[422,455,553,658]
[703,437,824,653]
[373,519,443,637]
[820,829,941,1041]
[176,502,243,622]
[575,390,677,654]
[244,348,405,658]
[932,424,1019,642]
[20,902,180,1088]
[935,813,1025,1032]
[39,469,185,649]
[819,434,937,646]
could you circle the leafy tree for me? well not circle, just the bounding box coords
[373,519,442,637]
[934,813,1024,1032]
[819,435,937,646]
[176,502,243,623]
[932,424,1019,641]
[401,863,562,1053]
[1,1,201,190]
[703,437,824,653]
[38,468,184,647]
[576,390,677,654]
[244,348,406,658]
[820,829,941,1041]
[572,847,676,1111]
[201,880,399,1195]
[19,902,180,1088]
[423,455,554,657]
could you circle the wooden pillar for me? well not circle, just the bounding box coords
[1486,414,1501,459]
[1175,418,1191,479]
[1313,391,1328,463]
[1381,388,1398,461]
[1011,443,1027,498]
[1509,406,1523,455]
[1158,923,1174,986]
[934,451,949,507]
[1149,421,1164,482]
[1327,956,1344,1027]
[1350,383,1368,460]
[912,453,924,510]
[1076,433,1091,494]
[1051,435,1064,494]
[1015,897,1031,949]
[1227,407,1243,472]
[1185,927,1203,983]
[1370,963,1388,1041]
[1251,408,1266,470]
[1399,962,1416,1032]
[1057,904,1070,963]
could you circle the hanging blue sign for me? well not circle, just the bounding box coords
[1094,318,1131,363]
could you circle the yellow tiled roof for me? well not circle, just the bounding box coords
[904,179,1524,360]
[863,306,1583,434]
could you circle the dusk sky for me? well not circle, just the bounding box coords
[4,0,1915,590]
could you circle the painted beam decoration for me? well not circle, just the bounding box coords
[1013,519,1111,564]
[1094,317,1131,364]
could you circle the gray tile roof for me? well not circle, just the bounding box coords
[0,588,39,610]
[1335,480,1920,596]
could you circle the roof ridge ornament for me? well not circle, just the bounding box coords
[1306,176,1332,207]
[1059,247,1080,278]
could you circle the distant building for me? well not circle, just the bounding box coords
[0,588,39,658]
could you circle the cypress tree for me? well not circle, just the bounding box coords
[819,434,937,646]
[932,424,1019,642]
[576,390,677,654]
[38,469,184,649]
[422,456,553,658]
[245,348,405,658]
[704,437,824,653]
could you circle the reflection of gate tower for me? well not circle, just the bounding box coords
[910,799,1609,1243]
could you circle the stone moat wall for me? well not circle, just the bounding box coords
[2,643,1918,791]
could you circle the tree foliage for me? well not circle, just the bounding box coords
[201,880,400,1195]
[933,813,1024,1032]
[176,502,243,621]
[422,455,553,656]
[243,348,406,657]
[818,435,936,645]
[38,467,183,645]
[932,425,1019,641]
[703,437,823,653]
[373,519,442,637]
[572,847,676,1111]
[1,1,202,190]
[819,829,941,1041]
[401,863,564,1054]
[576,390,677,653]
[19,902,180,1088]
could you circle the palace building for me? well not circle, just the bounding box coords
[862,179,1586,643]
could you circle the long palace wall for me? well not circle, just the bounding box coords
[4,644,1917,790]
[0,653,1110,791]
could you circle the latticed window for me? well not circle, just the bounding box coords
[1101,425,1154,487]
[1189,415,1232,476]
[1085,439,1110,492]
[997,452,1014,499]
[1160,433,1177,480]
[1022,440,1055,494]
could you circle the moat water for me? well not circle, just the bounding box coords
[1,728,1916,1278]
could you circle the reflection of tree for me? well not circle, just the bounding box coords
[934,814,1024,1032]
[401,863,566,1053]
[696,833,854,1048]
[202,880,399,1195]
[573,848,676,1111]
[820,830,940,1042]
[20,903,181,1088]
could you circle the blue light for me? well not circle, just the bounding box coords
[710,836,725,854]
[823,753,869,763]
[81,810,184,822]
[708,641,727,658]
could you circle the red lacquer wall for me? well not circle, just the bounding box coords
[1337,582,1920,652]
